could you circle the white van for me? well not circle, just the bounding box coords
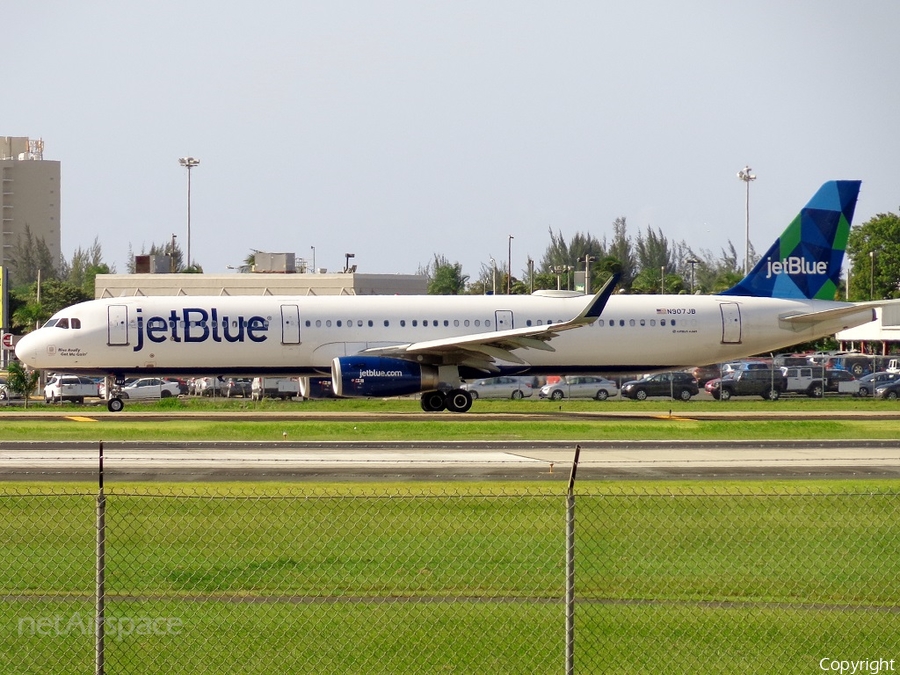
[44,374,100,404]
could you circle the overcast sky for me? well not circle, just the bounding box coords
[7,1,900,280]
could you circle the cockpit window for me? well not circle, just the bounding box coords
[43,319,58,328]
[56,318,70,329]
[71,318,81,329]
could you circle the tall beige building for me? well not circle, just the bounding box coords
[0,136,61,275]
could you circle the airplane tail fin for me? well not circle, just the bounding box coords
[722,180,861,300]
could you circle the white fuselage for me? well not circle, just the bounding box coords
[15,293,874,378]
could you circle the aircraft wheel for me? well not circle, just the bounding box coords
[420,391,446,412]
[445,389,473,413]
[107,397,125,413]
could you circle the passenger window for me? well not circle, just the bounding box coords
[474,320,481,327]
[384,320,390,327]
[619,320,625,327]
[400,320,406,327]
[337,320,342,327]
[629,319,635,327]
[640,319,645,326]
[661,319,666,326]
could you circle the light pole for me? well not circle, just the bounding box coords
[583,255,596,294]
[490,257,497,295]
[687,258,699,294]
[179,156,200,270]
[310,246,316,273]
[507,235,514,294]
[870,250,875,300]
[737,165,756,276]
[344,252,355,273]
[527,257,534,294]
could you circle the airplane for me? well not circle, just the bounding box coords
[15,180,881,413]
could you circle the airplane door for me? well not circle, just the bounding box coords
[281,305,301,344]
[720,302,742,344]
[108,305,129,346]
[495,310,514,330]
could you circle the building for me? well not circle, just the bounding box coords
[94,271,428,298]
[836,305,900,356]
[0,137,61,272]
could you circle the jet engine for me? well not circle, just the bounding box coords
[331,356,440,398]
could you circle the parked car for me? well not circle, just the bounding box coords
[824,369,860,395]
[0,377,25,401]
[690,365,722,385]
[461,376,534,400]
[856,371,900,397]
[874,380,900,400]
[43,374,100,404]
[251,377,299,400]
[539,375,618,401]
[621,372,699,401]
[116,377,181,400]
[224,378,253,398]
[710,369,783,401]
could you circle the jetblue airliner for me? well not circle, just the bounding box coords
[16,180,880,412]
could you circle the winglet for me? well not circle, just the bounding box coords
[576,273,620,323]
[722,180,861,299]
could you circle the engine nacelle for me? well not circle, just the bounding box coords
[331,356,440,398]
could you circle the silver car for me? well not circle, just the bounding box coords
[461,376,534,400]
[539,375,619,401]
[116,377,181,400]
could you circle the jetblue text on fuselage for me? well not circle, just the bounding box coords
[133,308,269,352]
[765,256,828,280]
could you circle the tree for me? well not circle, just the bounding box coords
[6,361,39,409]
[8,225,58,287]
[9,279,92,333]
[59,237,114,296]
[420,254,469,295]
[846,211,900,301]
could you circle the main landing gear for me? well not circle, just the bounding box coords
[420,389,473,413]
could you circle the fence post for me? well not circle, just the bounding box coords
[565,444,581,675]
[96,441,106,675]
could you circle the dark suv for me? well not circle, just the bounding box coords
[621,372,699,401]
[711,369,783,400]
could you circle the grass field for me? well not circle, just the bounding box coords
[3,399,899,672]
[2,395,900,442]
[2,480,899,673]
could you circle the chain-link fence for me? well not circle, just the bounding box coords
[3,479,900,673]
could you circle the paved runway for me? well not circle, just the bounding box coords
[4,439,900,481]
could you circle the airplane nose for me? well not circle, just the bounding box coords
[14,331,38,365]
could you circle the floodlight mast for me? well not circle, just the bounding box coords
[179,156,200,270]
[737,165,757,276]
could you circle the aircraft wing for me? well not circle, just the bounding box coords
[361,274,620,372]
